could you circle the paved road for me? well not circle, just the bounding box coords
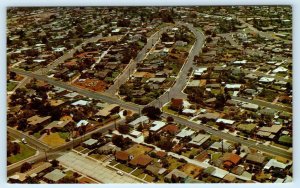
[148,22,206,107]
[7,118,125,176]
[8,127,50,151]
[232,96,292,113]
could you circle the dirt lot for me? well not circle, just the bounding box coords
[74,78,108,92]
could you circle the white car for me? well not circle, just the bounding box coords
[117,170,124,176]
[21,138,27,144]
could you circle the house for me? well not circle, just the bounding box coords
[245,153,266,165]
[128,116,150,128]
[220,153,242,168]
[189,134,211,147]
[259,77,275,84]
[161,124,179,135]
[225,84,242,91]
[150,121,166,132]
[115,151,130,163]
[241,103,259,111]
[176,128,195,139]
[272,66,288,73]
[43,169,66,183]
[232,60,247,65]
[194,67,207,77]
[76,120,89,127]
[198,112,220,121]
[164,169,188,183]
[182,109,197,116]
[264,159,288,170]
[129,154,153,167]
[43,119,72,132]
[97,143,121,155]
[146,164,167,176]
[156,151,167,159]
[82,138,98,149]
[170,98,183,111]
[95,104,120,118]
[27,115,51,127]
[216,118,235,126]
[210,141,233,152]
[71,100,90,106]
[130,130,143,138]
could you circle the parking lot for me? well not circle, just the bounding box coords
[57,151,143,183]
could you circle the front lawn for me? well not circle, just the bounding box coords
[8,143,36,164]
[7,81,18,91]
[115,163,134,173]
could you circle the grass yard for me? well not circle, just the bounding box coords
[144,174,155,182]
[74,146,85,152]
[40,133,66,147]
[7,81,18,91]
[33,131,43,139]
[115,163,134,173]
[58,132,70,140]
[211,152,222,161]
[132,168,144,177]
[109,160,118,166]
[89,154,106,161]
[182,148,200,158]
[8,143,36,164]
[167,156,184,171]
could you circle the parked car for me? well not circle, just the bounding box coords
[21,138,27,144]
[117,170,124,176]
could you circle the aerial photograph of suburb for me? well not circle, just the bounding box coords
[6,6,292,184]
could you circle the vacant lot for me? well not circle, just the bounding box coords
[7,81,18,91]
[74,78,108,92]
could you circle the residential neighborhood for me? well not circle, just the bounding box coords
[7,6,292,184]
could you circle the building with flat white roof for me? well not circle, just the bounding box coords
[150,121,166,132]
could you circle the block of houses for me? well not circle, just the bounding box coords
[128,116,150,128]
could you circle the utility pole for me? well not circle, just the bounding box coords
[221,139,224,154]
